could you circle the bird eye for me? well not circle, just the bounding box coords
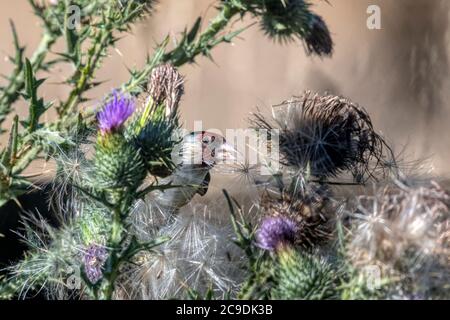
[202,136,211,144]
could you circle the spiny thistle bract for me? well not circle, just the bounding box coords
[134,120,180,177]
[273,247,338,300]
[251,91,395,182]
[222,0,333,56]
[94,134,146,192]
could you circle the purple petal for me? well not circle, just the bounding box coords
[83,243,108,284]
[256,216,297,251]
[97,90,135,133]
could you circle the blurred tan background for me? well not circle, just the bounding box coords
[1,0,450,176]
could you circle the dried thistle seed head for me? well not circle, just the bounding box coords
[350,181,450,264]
[260,184,334,249]
[251,91,395,182]
[147,63,185,117]
[120,204,243,299]
[348,181,450,298]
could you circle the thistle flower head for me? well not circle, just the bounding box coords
[260,181,335,249]
[260,0,307,41]
[251,91,395,182]
[256,215,297,251]
[256,0,333,56]
[83,243,108,284]
[97,90,135,134]
[133,119,180,177]
[304,14,333,56]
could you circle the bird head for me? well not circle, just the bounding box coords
[179,131,235,168]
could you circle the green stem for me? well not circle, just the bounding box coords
[123,3,242,95]
[101,206,123,300]
[58,30,112,120]
[0,2,245,206]
[170,3,240,67]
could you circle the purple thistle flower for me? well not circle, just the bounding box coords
[97,90,135,134]
[256,216,297,251]
[83,243,108,284]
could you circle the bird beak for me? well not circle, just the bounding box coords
[214,142,236,164]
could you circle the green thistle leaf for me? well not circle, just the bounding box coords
[21,59,51,132]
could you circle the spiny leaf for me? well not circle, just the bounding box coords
[187,17,202,43]
[1,115,19,173]
[21,59,50,132]
[9,19,25,68]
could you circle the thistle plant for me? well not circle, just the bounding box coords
[256,216,297,251]
[0,0,160,207]
[346,180,450,299]
[224,191,340,300]
[0,0,332,208]
[259,178,336,249]
[1,0,445,302]
[220,89,448,300]
[0,0,337,300]
[251,91,397,183]
[118,203,244,299]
